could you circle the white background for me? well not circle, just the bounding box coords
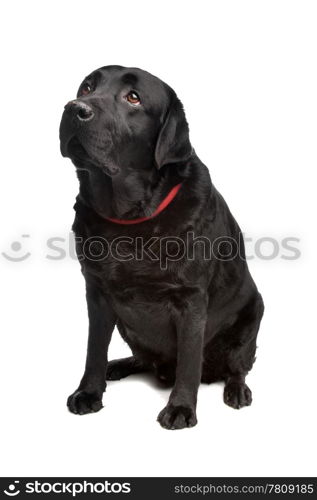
[0,0,316,477]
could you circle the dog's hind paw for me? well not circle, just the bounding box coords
[157,404,197,430]
[67,390,103,415]
[106,356,148,380]
[223,381,252,409]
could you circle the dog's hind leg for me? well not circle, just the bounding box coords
[203,293,264,408]
[106,356,150,380]
[223,293,264,409]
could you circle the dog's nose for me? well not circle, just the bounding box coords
[64,100,94,122]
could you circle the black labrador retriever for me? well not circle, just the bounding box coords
[59,65,264,429]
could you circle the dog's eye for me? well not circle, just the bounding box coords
[126,91,141,105]
[80,83,92,96]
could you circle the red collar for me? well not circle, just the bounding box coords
[105,183,182,225]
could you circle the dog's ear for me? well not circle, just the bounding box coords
[155,94,192,169]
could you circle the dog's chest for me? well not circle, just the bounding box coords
[84,249,185,308]
[76,216,179,291]
[80,238,184,354]
[73,211,207,320]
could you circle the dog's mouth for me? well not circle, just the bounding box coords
[63,135,120,177]
[67,136,90,162]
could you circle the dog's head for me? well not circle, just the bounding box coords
[59,66,192,177]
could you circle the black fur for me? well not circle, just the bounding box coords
[59,65,264,429]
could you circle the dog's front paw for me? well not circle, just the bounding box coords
[224,382,252,409]
[157,404,197,430]
[67,389,103,415]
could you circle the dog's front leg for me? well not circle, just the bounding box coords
[67,282,116,415]
[157,301,206,430]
